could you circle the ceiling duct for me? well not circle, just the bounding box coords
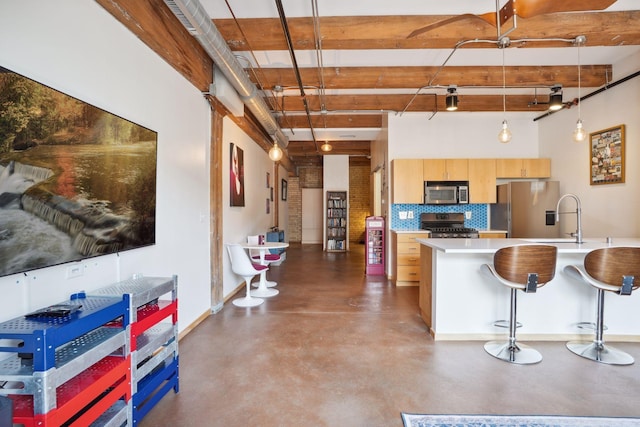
[164,0,288,148]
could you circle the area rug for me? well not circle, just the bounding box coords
[401,413,640,427]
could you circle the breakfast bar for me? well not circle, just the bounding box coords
[417,237,640,341]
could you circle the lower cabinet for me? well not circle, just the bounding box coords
[392,232,426,286]
[479,232,507,238]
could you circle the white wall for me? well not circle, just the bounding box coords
[388,112,540,159]
[539,51,640,238]
[221,117,286,297]
[0,1,211,330]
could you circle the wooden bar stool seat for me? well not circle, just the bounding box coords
[482,245,558,364]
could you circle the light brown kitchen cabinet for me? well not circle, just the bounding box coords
[478,232,507,238]
[423,159,468,181]
[392,232,425,286]
[467,159,496,203]
[496,158,551,178]
[391,159,423,204]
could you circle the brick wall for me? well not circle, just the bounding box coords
[287,176,302,242]
[349,163,371,243]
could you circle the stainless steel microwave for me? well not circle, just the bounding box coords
[424,181,469,204]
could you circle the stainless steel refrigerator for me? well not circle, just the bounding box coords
[490,181,561,238]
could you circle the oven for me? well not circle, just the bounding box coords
[420,212,479,238]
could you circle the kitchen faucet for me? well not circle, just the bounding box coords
[555,194,583,244]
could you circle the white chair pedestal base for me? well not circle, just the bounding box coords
[484,341,543,365]
[232,294,264,307]
[253,279,277,288]
[566,341,634,365]
[251,287,279,298]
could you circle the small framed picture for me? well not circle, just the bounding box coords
[281,179,288,201]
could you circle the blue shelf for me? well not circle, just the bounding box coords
[0,294,130,372]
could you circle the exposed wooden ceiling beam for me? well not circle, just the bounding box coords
[214,11,640,51]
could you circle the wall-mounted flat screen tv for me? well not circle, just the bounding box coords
[0,66,157,278]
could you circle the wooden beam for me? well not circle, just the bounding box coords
[214,11,640,51]
[96,0,213,92]
[252,65,611,91]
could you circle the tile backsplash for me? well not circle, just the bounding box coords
[391,204,488,230]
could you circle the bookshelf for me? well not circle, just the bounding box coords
[326,191,347,252]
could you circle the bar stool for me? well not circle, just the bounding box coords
[226,243,267,307]
[564,247,640,365]
[482,245,558,364]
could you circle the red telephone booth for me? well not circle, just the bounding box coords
[365,216,385,275]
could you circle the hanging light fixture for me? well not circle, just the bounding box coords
[498,38,512,143]
[445,85,458,111]
[320,141,333,152]
[573,35,587,142]
[548,84,564,111]
[268,140,283,161]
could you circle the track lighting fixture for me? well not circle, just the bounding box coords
[320,142,333,152]
[548,85,563,111]
[445,86,458,111]
[268,141,283,161]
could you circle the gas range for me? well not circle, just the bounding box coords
[420,213,479,238]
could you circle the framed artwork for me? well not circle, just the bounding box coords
[281,179,288,201]
[0,65,157,278]
[266,172,270,188]
[266,198,270,214]
[230,142,245,206]
[270,187,273,201]
[590,124,625,185]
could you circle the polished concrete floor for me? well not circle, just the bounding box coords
[140,243,640,427]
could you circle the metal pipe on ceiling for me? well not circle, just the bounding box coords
[163,0,288,148]
[275,0,319,152]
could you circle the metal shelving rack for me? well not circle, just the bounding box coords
[0,293,131,426]
[89,275,179,426]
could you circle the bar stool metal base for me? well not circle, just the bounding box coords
[484,341,543,365]
[566,341,634,365]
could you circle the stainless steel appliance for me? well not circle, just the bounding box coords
[424,181,469,205]
[490,181,561,238]
[420,212,479,238]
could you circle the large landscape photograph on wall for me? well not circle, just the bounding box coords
[0,66,157,277]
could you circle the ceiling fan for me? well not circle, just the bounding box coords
[407,0,617,38]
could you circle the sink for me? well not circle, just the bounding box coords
[521,238,588,244]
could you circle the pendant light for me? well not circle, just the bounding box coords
[269,140,283,161]
[498,38,512,143]
[573,35,587,142]
[320,141,333,152]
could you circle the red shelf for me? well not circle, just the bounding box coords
[10,355,130,427]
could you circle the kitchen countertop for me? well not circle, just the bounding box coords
[416,237,640,254]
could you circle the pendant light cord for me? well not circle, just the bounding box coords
[502,47,507,118]
[577,43,581,118]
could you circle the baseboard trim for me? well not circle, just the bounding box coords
[178,309,210,341]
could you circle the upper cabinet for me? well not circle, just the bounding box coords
[392,157,551,205]
[392,159,423,204]
[468,159,497,204]
[423,159,468,181]
[496,158,551,178]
